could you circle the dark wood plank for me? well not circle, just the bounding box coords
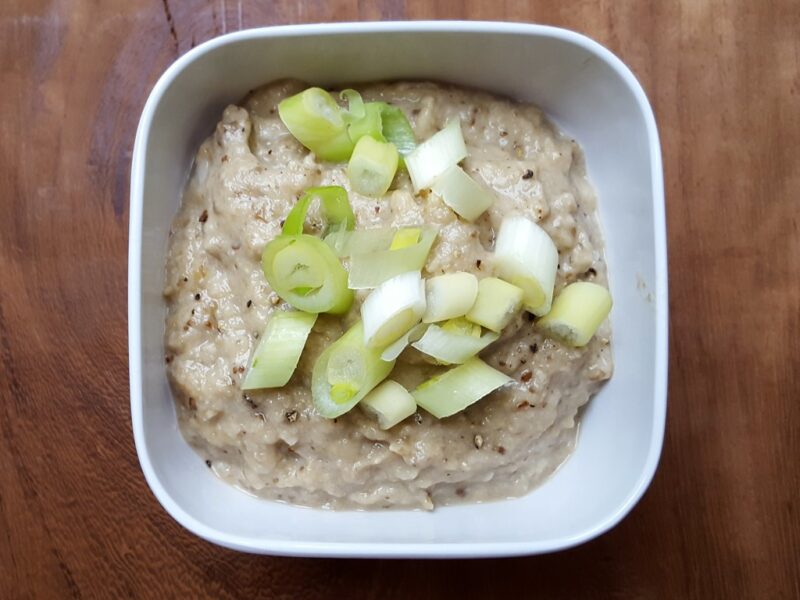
[0,0,798,598]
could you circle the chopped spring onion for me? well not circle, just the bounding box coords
[537,282,612,347]
[360,380,417,429]
[340,89,366,122]
[412,358,512,419]
[405,120,467,191]
[422,271,479,323]
[389,227,421,250]
[377,103,417,162]
[348,227,438,289]
[325,227,395,257]
[430,165,493,222]
[282,186,355,236]
[262,235,353,314]
[380,323,428,361]
[466,277,524,332]
[347,136,399,197]
[493,216,559,316]
[241,311,318,389]
[412,324,498,365]
[278,87,354,161]
[347,102,384,143]
[312,322,395,418]
[361,271,426,349]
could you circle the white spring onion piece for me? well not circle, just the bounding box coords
[348,228,438,289]
[405,120,468,192]
[430,165,493,221]
[360,380,417,429]
[347,135,399,197]
[380,323,428,361]
[325,227,395,257]
[466,277,524,332]
[361,271,426,349]
[493,216,559,316]
[312,322,395,418]
[412,358,512,419]
[241,311,318,390]
[537,282,612,347]
[422,271,479,323]
[412,324,499,365]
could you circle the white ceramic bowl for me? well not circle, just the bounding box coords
[129,21,667,558]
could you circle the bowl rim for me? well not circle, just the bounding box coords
[128,20,668,558]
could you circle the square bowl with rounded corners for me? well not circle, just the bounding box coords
[129,21,667,558]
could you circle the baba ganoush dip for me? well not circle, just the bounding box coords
[164,80,613,509]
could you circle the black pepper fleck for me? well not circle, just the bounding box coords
[286,410,298,423]
[194,293,201,301]
[496,446,507,455]
[246,300,252,308]
[586,267,597,277]
[199,210,208,223]
[476,259,482,269]
[205,460,212,468]
[522,169,534,180]
[279,219,285,227]
[530,343,538,354]
[521,370,532,382]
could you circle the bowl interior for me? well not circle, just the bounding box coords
[131,23,665,556]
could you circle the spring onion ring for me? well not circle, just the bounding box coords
[412,324,499,365]
[380,323,428,361]
[241,311,318,389]
[537,282,612,347]
[430,165,493,222]
[493,216,559,316]
[412,358,512,419]
[405,120,468,191]
[312,322,395,418]
[348,227,438,289]
[361,271,426,349]
[422,271,479,323]
[347,135,399,197]
[282,186,355,236]
[262,235,353,314]
[466,277,524,332]
[360,380,417,430]
[278,87,354,161]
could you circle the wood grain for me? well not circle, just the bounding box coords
[1,0,798,598]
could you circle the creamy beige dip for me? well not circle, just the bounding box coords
[164,80,613,510]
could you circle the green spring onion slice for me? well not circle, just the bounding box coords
[278,87,355,161]
[347,136,399,197]
[347,102,385,143]
[360,380,417,430]
[405,120,467,191]
[282,186,355,236]
[340,89,366,122]
[411,323,499,365]
[430,165,493,222]
[376,103,417,164]
[412,358,512,419]
[262,235,353,314]
[361,271,426,349]
[241,311,318,390]
[348,227,438,289]
[312,321,396,418]
[537,282,612,347]
[422,271,479,323]
[493,216,559,316]
[466,277,524,332]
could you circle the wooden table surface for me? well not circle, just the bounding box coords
[2,1,798,598]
